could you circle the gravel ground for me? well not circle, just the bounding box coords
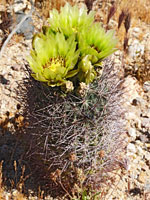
[0,0,150,199]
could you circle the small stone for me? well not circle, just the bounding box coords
[136,146,143,155]
[127,143,136,153]
[128,127,136,139]
[114,50,121,56]
[114,58,121,64]
[136,140,144,146]
[143,81,150,93]
[138,160,146,170]
[139,134,148,143]
[130,171,138,179]
[145,152,150,160]
[132,158,139,164]
[9,11,34,40]
[13,0,27,13]
[133,27,140,33]
[141,118,150,130]
[5,89,11,95]
[128,39,145,58]
[132,27,141,38]
[15,12,34,40]
[138,171,147,183]
[145,143,150,148]
[125,112,141,129]
[144,181,150,192]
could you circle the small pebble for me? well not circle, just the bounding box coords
[128,127,137,139]
[143,81,150,93]
[127,143,136,153]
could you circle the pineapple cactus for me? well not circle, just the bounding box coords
[23,3,125,198]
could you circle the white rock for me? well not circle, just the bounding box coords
[141,118,150,130]
[143,81,150,93]
[133,27,141,33]
[145,152,150,160]
[128,127,137,139]
[132,158,139,164]
[13,0,27,12]
[127,143,136,153]
[138,171,148,183]
[136,140,143,146]
[132,27,141,38]
[136,146,143,155]
[114,50,121,56]
[144,181,150,192]
[114,58,121,64]
[128,39,145,58]
[130,171,138,179]
[125,112,141,129]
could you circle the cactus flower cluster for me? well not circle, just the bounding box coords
[27,3,117,90]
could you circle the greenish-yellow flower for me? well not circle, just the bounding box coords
[27,32,79,88]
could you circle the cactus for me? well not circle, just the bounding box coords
[23,3,125,198]
[20,59,125,197]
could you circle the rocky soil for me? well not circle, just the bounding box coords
[0,0,150,199]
